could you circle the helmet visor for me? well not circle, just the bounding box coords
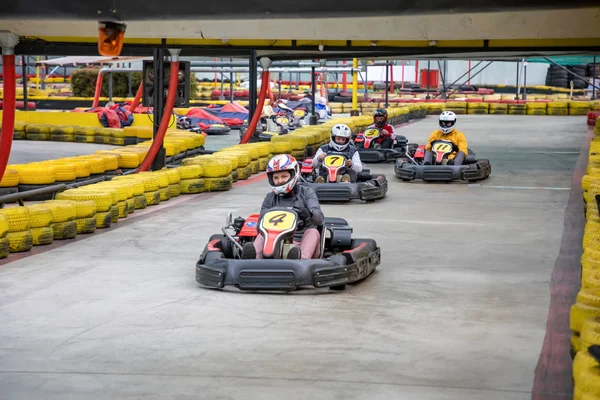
[440,120,455,128]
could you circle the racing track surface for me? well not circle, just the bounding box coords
[0,115,587,399]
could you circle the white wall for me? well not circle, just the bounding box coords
[364,60,549,87]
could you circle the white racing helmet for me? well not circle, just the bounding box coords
[439,111,457,134]
[266,154,300,195]
[329,124,352,151]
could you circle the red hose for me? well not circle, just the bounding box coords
[137,61,180,172]
[0,55,16,183]
[240,71,269,144]
[129,80,144,112]
[92,71,104,108]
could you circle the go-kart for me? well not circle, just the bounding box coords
[196,207,381,291]
[353,127,418,163]
[266,100,307,134]
[394,139,491,182]
[300,154,388,202]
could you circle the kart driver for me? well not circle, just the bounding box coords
[242,154,325,261]
[313,123,363,183]
[364,108,396,149]
[423,111,469,165]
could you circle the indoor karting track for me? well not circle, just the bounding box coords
[0,115,589,399]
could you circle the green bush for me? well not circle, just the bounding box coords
[70,68,142,98]
[71,68,198,100]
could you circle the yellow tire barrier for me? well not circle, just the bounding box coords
[0,169,19,187]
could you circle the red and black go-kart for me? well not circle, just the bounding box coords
[394,139,491,182]
[196,207,381,292]
[353,127,418,163]
[299,154,388,202]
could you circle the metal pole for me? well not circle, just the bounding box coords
[593,56,597,100]
[351,58,359,116]
[515,60,520,100]
[151,47,166,171]
[385,61,389,108]
[432,61,485,99]
[522,58,528,101]
[219,67,225,101]
[229,56,234,103]
[248,50,257,123]
[437,60,447,100]
[426,60,431,100]
[288,72,293,94]
[296,73,300,90]
[127,72,133,97]
[310,65,317,125]
[543,57,600,91]
[22,56,28,111]
[108,72,113,102]
[277,72,281,99]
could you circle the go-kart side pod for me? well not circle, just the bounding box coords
[394,159,491,182]
[196,238,381,292]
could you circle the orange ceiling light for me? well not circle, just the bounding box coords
[97,21,127,56]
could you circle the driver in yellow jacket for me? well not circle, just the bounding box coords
[424,111,469,165]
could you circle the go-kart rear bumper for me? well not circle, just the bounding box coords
[196,242,381,291]
[394,159,491,182]
[301,175,388,202]
[356,148,406,163]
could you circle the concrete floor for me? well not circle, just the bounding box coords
[8,141,116,164]
[0,115,586,399]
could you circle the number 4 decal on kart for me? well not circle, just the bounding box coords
[261,210,297,231]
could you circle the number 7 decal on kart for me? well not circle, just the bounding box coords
[324,155,344,167]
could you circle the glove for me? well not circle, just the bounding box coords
[294,207,312,221]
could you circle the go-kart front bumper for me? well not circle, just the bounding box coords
[394,159,491,182]
[196,241,381,291]
[301,175,388,202]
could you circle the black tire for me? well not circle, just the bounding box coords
[0,187,18,196]
[207,234,234,258]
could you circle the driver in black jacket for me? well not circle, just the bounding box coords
[242,154,324,260]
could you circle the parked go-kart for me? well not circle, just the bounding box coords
[353,127,417,163]
[195,207,381,291]
[266,100,307,134]
[394,139,491,182]
[300,154,388,202]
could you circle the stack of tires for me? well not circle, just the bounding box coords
[571,123,600,399]
[545,64,588,89]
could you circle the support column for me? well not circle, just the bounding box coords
[384,61,389,108]
[425,60,431,100]
[22,56,28,110]
[230,56,234,103]
[522,58,528,101]
[310,64,318,125]
[515,60,520,100]
[593,56,597,100]
[151,47,166,171]
[351,58,359,116]
[248,50,257,123]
